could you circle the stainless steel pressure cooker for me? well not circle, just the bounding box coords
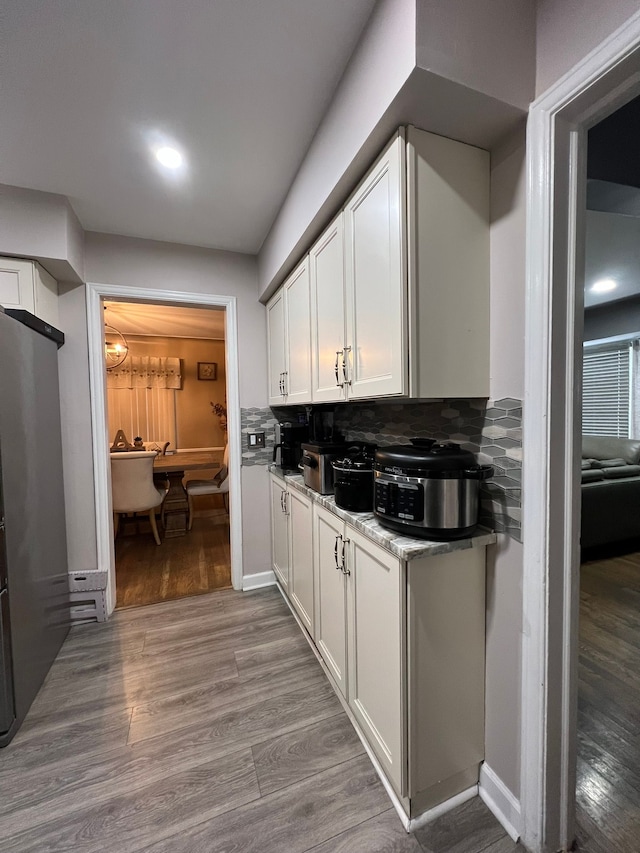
[373,439,493,540]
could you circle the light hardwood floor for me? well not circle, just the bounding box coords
[115,505,231,608]
[0,586,515,853]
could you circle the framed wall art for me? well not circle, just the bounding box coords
[197,362,217,380]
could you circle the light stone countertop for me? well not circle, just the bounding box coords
[269,466,497,561]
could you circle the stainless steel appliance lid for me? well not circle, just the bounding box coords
[375,440,491,478]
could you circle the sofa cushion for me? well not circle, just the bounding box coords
[581,459,593,470]
[590,457,626,468]
[601,464,640,479]
[582,435,640,464]
[581,469,605,482]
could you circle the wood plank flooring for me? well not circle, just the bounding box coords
[115,505,230,608]
[0,586,513,853]
[576,548,640,853]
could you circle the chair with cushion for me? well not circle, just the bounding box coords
[185,445,230,531]
[111,451,168,545]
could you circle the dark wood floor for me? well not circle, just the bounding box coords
[0,586,514,853]
[575,549,640,853]
[115,504,231,608]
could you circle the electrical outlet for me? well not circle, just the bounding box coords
[248,431,265,448]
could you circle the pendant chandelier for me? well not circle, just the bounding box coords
[104,323,129,370]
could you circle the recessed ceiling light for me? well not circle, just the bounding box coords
[155,146,183,169]
[590,278,617,294]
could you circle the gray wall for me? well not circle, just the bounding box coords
[0,184,85,282]
[536,0,640,95]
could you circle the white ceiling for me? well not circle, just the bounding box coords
[0,0,377,254]
[104,301,225,340]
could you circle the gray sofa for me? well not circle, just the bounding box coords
[581,435,640,549]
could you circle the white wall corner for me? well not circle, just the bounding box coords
[242,570,276,591]
[479,762,521,842]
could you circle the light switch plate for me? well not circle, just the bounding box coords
[248,431,265,448]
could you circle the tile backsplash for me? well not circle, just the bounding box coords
[332,398,522,541]
[243,397,523,541]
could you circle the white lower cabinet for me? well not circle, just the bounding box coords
[288,487,314,636]
[314,505,404,793]
[269,475,290,591]
[313,505,348,697]
[345,525,405,795]
[270,474,314,634]
[273,484,487,821]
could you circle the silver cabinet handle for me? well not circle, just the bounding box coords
[282,371,288,396]
[283,492,288,515]
[280,491,285,512]
[335,352,344,388]
[342,347,352,386]
[341,538,350,574]
[334,533,343,570]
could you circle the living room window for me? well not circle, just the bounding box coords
[582,338,634,436]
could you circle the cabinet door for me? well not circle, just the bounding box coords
[266,289,286,406]
[288,488,314,636]
[346,526,405,795]
[344,132,407,399]
[283,258,312,404]
[269,475,289,590]
[0,258,36,315]
[313,504,348,697]
[310,214,346,403]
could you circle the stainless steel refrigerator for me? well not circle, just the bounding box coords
[0,308,70,746]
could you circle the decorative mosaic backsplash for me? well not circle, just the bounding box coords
[242,398,523,541]
[240,407,279,466]
[333,398,522,541]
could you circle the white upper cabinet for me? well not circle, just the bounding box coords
[344,133,406,399]
[310,214,346,403]
[406,127,490,398]
[283,259,312,405]
[267,289,286,406]
[267,258,312,406]
[0,257,59,329]
[267,125,489,405]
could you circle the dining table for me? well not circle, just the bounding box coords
[153,449,224,537]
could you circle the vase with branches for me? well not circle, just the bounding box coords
[211,401,227,435]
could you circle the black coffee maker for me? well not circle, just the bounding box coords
[306,406,341,444]
[273,421,308,471]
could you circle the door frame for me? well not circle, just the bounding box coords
[522,13,640,853]
[86,282,243,614]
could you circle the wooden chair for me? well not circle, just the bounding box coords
[111,451,168,545]
[185,445,230,531]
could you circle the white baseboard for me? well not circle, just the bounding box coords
[242,570,276,591]
[408,786,478,833]
[479,762,521,842]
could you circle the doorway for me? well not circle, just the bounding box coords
[103,299,231,608]
[522,17,640,853]
[573,94,640,851]
[86,283,244,617]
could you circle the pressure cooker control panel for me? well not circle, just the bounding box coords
[374,478,424,522]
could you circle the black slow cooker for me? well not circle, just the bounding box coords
[331,445,376,512]
[374,439,493,539]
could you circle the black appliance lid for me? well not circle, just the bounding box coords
[375,441,479,476]
[332,455,374,471]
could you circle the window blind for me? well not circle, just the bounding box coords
[582,342,632,437]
